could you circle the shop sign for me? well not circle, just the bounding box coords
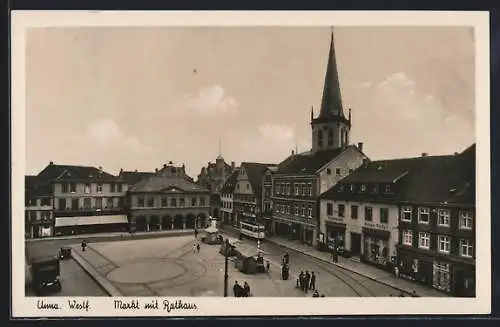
[364,221,389,231]
[326,215,344,224]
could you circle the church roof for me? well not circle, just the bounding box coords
[276,146,356,175]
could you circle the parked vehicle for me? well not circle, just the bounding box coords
[31,256,61,295]
[239,220,265,240]
[59,247,72,260]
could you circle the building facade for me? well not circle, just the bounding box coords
[233,162,276,226]
[260,167,277,232]
[270,32,368,247]
[25,176,53,238]
[397,145,475,296]
[128,162,210,231]
[220,168,240,226]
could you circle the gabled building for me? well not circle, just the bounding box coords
[127,162,210,232]
[321,144,475,296]
[270,31,368,247]
[220,168,240,226]
[233,162,277,226]
[26,161,129,237]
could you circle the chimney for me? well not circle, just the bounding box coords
[168,161,173,164]
[163,164,167,168]
[135,169,138,172]
[49,161,54,165]
[421,153,428,157]
[231,161,235,169]
[98,166,103,172]
[291,150,295,156]
[357,142,363,152]
[155,168,159,173]
[119,168,123,173]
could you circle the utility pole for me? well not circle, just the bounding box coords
[224,238,229,297]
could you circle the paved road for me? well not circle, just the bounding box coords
[221,229,405,297]
[26,239,108,297]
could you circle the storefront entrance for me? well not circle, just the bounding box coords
[350,232,361,256]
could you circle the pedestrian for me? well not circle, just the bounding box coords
[411,290,417,297]
[81,240,87,252]
[394,265,400,279]
[304,271,311,294]
[298,271,304,290]
[312,290,319,298]
[310,271,316,290]
[196,243,200,253]
[266,260,270,273]
[284,252,289,265]
[233,281,242,297]
[243,282,251,297]
[193,242,197,254]
[194,229,198,239]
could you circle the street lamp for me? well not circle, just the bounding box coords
[223,238,229,297]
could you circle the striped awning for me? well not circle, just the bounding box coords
[55,215,128,227]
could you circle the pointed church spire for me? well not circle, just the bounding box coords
[318,28,344,120]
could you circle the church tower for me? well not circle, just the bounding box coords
[311,30,351,154]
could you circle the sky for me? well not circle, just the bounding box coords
[25,26,475,178]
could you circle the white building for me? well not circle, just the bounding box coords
[220,168,240,226]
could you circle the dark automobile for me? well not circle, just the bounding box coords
[59,247,72,260]
[31,256,61,295]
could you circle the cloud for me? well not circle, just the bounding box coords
[85,118,143,152]
[183,85,239,115]
[258,124,295,143]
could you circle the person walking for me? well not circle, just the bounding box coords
[233,281,242,297]
[81,240,87,252]
[196,243,200,253]
[194,229,198,239]
[266,260,270,273]
[310,271,316,290]
[304,271,311,294]
[394,265,400,279]
[298,271,304,290]
[193,242,197,254]
[243,282,251,297]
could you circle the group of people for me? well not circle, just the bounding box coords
[233,281,252,297]
[296,270,316,294]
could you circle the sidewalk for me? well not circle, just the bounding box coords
[26,229,194,243]
[264,235,449,297]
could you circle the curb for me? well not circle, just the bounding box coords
[263,238,418,297]
[26,230,194,243]
[71,249,122,296]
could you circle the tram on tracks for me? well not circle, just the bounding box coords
[239,220,266,240]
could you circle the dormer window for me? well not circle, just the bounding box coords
[385,184,392,193]
[337,184,344,192]
[373,184,379,193]
[360,184,366,192]
[349,184,355,192]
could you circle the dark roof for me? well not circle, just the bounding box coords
[277,146,354,175]
[129,175,209,193]
[242,162,277,196]
[322,145,475,206]
[119,171,155,186]
[37,163,116,182]
[25,175,52,197]
[220,169,240,194]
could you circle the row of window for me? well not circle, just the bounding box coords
[275,182,313,197]
[136,197,206,208]
[57,197,124,210]
[26,197,52,207]
[337,183,392,194]
[25,210,51,221]
[222,201,233,209]
[401,207,473,230]
[275,203,313,218]
[402,230,474,258]
[326,203,388,223]
[60,182,124,194]
[326,167,351,176]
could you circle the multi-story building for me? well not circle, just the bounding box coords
[260,166,277,232]
[37,162,129,235]
[220,168,240,226]
[127,162,210,232]
[233,162,277,226]
[118,169,155,188]
[397,145,475,297]
[271,32,368,247]
[25,176,53,238]
[319,158,403,267]
[197,155,236,218]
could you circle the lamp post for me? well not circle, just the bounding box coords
[224,238,229,297]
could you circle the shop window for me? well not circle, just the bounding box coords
[460,239,473,258]
[418,207,430,224]
[459,211,473,230]
[338,204,345,217]
[364,206,373,221]
[326,203,333,216]
[364,236,388,266]
[438,209,451,227]
[432,262,451,292]
[402,230,413,246]
[418,232,430,249]
[438,235,451,254]
[380,208,389,224]
[351,205,358,219]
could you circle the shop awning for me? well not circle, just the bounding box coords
[55,215,128,227]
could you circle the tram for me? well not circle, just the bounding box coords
[239,220,266,240]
